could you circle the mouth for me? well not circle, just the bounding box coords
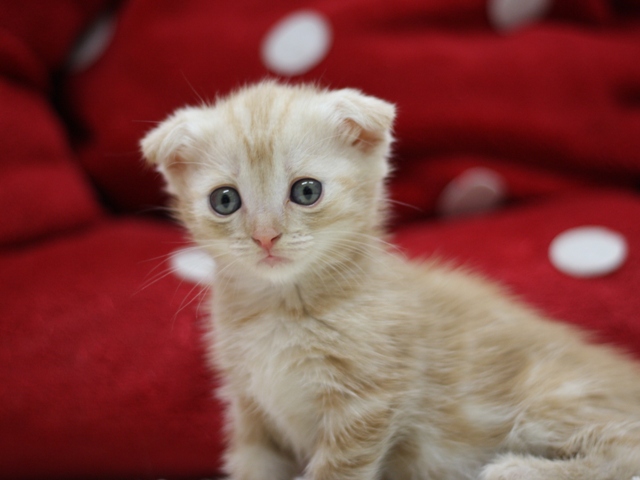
[259,254,290,267]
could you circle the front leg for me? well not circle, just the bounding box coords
[302,394,393,480]
[224,395,298,480]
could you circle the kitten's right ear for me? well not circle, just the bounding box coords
[140,108,198,195]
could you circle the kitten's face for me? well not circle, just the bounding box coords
[142,82,395,284]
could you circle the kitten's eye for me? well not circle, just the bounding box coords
[210,187,242,215]
[290,178,322,206]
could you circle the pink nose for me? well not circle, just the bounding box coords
[252,230,282,252]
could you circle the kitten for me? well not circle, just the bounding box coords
[142,81,640,480]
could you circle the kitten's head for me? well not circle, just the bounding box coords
[141,81,395,284]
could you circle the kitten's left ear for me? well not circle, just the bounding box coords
[328,89,396,154]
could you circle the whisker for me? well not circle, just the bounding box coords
[181,70,210,107]
[135,243,226,295]
[387,198,423,213]
[337,232,406,256]
[172,276,211,327]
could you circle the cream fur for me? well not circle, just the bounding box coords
[142,81,640,480]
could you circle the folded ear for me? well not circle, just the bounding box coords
[140,107,200,195]
[328,88,396,154]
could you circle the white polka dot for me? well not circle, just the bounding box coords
[487,0,552,31]
[68,12,117,72]
[549,226,628,278]
[261,10,332,76]
[170,247,216,284]
[437,168,507,218]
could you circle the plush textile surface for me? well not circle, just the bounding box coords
[0,219,225,478]
[1,1,639,478]
[66,0,640,216]
[395,191,640,358]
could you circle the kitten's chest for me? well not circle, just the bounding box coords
[217,308,334,454]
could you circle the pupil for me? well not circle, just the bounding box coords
[221,193,230,207]
[303,186,312,199]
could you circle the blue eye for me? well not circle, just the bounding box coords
[290,178,322,206]
[210,187,241,215]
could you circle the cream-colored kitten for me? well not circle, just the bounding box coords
[142,81,640,480]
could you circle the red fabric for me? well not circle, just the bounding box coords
[1,1,640,479]
[394,191,640,358]
[66,0,640,214]
[0,1,111,70]
[0,79,100,246]
[0,0,105,245]
[389,154,598,222]
[0,219,225,479]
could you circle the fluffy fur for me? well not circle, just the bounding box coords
[142,81,640,480]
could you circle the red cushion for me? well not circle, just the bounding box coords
[0,219,224,479]
[0,0,106,245]
[394,190,640,358]
[0,79,100,246]
[65,0,640,214]
[389,154,597,223]
[0,1,111,69]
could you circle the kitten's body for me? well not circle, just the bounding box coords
[142,81,640,480]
